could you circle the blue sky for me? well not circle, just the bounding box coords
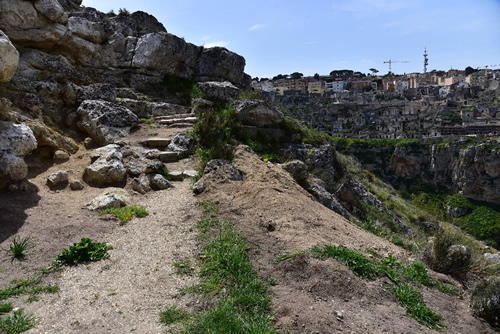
[84,0,500,78]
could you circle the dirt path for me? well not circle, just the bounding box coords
[0,124,201,333]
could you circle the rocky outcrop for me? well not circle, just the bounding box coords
[232,99,284,127]
[198,81,240,101]
[0,30,19,82]
[343,139,500,205]
[0,121,37,189]
[77,100,139,146]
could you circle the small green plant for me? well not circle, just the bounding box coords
[311,245,379,279]
[7,236,31,261]
[0,309,37,333]
[99,205,149,223]
[388,283,445,330]
[159,167,171,181]
[139,118,153,125]
[0,279,58,302]
[118,8,130,16]
[0,303,13,314]
[159,306,190,325]
[173,260,194,276]
[56,238,112,266]
[198,201,219,218]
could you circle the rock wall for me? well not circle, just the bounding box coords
[342,140,500,205]
[0,0,251,189]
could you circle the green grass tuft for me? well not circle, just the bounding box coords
[0,309,37,333]
[7,236,32,261]
[173,260,194,276]
[0,303,13,314]
[159,306,190,325]
[99,205,149,223]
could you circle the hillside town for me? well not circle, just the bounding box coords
[252,68,500,139]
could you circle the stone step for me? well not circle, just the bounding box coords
[168,170,199,181]
[167,123,196,129]
[143,138,171,147]
[154,113,194,121]
[157,117,197,126]
[158,151,179,162]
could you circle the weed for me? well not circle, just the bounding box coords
[118,8,130,16]
[311,245,378,279]
[139,118,153,125]
[198,201,219,218]
[173,260,194,276]
[274,251,305,263]
[0,303,13,314]
[159,306,190,325]
[0,279,58,302]
[159,167,171,181]
[0,309,37,334]
[7,236,31,261]
[99,205,149,223]
[388,283,445,330]
[56,238,112,266]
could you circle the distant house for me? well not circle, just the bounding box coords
[308,81,325,96]
[326,80,345,92]
[444,76,466,86]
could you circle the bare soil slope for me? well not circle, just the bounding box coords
[196,145,494,334]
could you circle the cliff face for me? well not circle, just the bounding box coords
[342,140,500,205]
[0,0,250,189]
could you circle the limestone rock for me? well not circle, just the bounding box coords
[144,161,165,174]
[151,103,191,118]
[167,133,195,157]
[148,174,172,190]
[46,170,68,187]
[53,150,69,161]
[0,121,37,188]
[84,193,126,211]
[232,99,284,127]
[26,119,79,154]
[84,144,126,185]
[75,84,117,103]
[67,16,113,44]
[34,0,67,24]
[0,30,19,82]
[197,81,240,101]
[77,100,139,146]
[440,245,472,273]
[126,161,143,176]
[131,176,151,194]
[69,179,84,190]
[282,160,309,185]
[204,160,243,181]
[196,47,251,88]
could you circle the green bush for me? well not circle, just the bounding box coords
[56,238,112,266]
[471,277,500,328]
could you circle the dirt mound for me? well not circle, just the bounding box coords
[196,145,494,334]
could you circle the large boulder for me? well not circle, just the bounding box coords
[0,30,19,82]
[167,133,195,157]
[34,0,67,24]
[197,81,240,101]
[77,100,139,146]
[84,144,127,186]
[0,121,37,188]
[196,47,251,88]
[231,99,284,127]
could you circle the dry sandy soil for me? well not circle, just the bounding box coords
[0,125,496,333]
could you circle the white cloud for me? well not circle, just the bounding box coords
[248,23,269,31]
[204,41,229,48]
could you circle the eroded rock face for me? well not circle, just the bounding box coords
[0,30,19,82]
[77,100,139,146]
[0,121,37,188]
[232,99,284,127]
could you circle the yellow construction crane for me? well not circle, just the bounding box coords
[384,59,410,73]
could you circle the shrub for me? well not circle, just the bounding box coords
[471,277,500,328]
[56,238,112,266]
[118,8,130,16]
